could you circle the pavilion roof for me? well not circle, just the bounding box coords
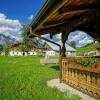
[26,0,100,41]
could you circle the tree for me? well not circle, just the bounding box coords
[70,41,76,48]
[21,25,37,52]
[3,43,10,55]
[21,25,44,52]
[20,44,27,52]
[21,32,33,52]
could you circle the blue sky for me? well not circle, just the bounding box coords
[0,0,46,42]
[0,0,46,24]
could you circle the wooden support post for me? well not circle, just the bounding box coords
[61,30,69,57]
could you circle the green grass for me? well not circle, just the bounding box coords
[0,56,80,100]
[77,42,96,53]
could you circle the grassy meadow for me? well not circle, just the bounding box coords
[0,56,80,100]
[77,42,96,53]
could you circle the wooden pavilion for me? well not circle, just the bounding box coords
[25,0,100,99]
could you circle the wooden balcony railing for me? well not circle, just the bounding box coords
[62,58,100,99]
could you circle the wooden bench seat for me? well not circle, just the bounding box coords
[40,59,58,64]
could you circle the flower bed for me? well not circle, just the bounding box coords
[66,57,100,73]
[77,57,96,66]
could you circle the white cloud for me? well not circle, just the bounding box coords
[68,31,85,42]
[55,33,61,40]
[28,15,34,20]
[42,31,94,47]
[79,37,93,46]
[68,31,93,47]
[42,31,93,47]
[0,13,6,19]
[0,13,22,41]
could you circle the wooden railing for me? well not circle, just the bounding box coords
[62,58,100,99]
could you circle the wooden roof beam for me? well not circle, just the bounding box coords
[43,9,96,28]
[58,1,100,14]
[35,9,100,38]
[42,9,97,30]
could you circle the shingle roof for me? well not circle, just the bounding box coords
[45,41,76,52]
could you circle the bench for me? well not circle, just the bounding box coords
[40,59,58,64]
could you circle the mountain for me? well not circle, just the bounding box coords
[0,34,18,46]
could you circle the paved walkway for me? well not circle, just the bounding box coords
[47,79,95,100]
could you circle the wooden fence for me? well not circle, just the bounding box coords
[62,58,100,99]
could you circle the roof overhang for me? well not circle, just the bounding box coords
[26,0,100,41]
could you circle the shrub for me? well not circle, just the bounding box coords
[3,43,10,56]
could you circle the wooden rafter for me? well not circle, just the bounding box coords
[43,9,93,28]
[58,1,100,14]
[36,9,98,31]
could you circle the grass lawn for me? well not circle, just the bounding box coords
[0,56,80,100]
[77,43,96,53]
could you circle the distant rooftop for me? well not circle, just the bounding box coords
[45,41,76,52]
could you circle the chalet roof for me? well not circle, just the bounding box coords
[11,42,21,47]
[26,0,100,41]
[45,41,76,52]
[33,43,44,49]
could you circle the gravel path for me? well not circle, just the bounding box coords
[47,78,96,100]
